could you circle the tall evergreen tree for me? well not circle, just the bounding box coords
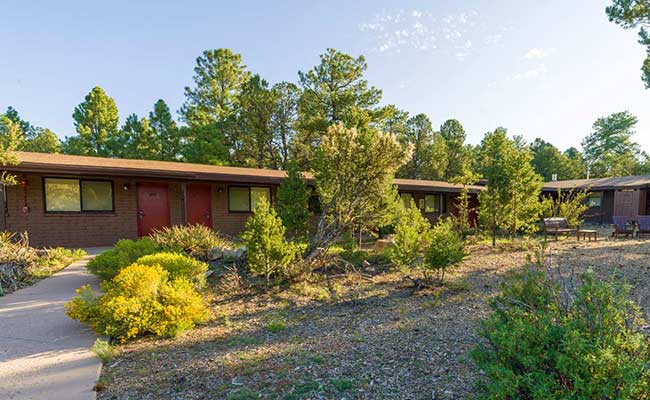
[233,75,277,168]
[149,99,180,161]
[530,138,582,181]
[0,108,62,153]
[478,128,544,245]
[396,114,447,180]
[293,48,383,168]
[607,0,650,88]
[181,48,250,128]
[65,86,119,156]
[581,111,640,178]
[109,114,158,159]
[271,82,300,169]
[439,119,469,180]
[180,123,230,165]
[23,127,61,153]
[397,113,434,179]
[3,106,33,137]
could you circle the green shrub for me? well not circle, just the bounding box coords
[423,218,465,283]
[472,268,650,399]
[136,252,208,289]
[66,263,209,342]
[544,187,590,227]
[152,224,234,261]
[0,232,39,292]
[86,238,159,280]
[389,199,431,270]
[241,198,299,286]
[276,163,312,240]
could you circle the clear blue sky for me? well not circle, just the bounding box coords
[1,0,648,151]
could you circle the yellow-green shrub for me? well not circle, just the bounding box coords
[136,252,208,289]
[86,238,159,280]
[66,263,209,342]
[151,224,234,260]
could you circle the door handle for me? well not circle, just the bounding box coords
[138,210,145,220]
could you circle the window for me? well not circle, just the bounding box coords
[81,181,113,211]
[44,178,113,212]
[228,186,271,212]
[424,194,445,213]
[228,187,250,212]
[45,178,80,212]
[587,192,602,207]
[400,193,414,208]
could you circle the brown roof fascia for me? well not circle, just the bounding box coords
[5,152,485,193]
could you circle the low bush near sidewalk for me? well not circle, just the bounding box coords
[0,232,86,294]
[136,252,208,289]
[86,238,159,280]
[33,247,87,278]
[472,267,650,399]
[152,224,235,261]
[66,263,209,342]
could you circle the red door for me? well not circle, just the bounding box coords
[137,183,170,236]
[186,184,212,228]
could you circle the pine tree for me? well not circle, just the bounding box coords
[478,128,544,245]
[149,99,180,161]
[293,49,383,168]
[241,198,297,287]
[276,164,312,239]
[181,48,250,127]
[67,86,119,156]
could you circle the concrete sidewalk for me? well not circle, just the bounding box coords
[0,249,106,400]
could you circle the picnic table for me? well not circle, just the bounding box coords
[576,229,597,241]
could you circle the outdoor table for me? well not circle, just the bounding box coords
[577,229,597,241]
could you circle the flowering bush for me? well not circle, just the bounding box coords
[66,263,208,342]
[136,252,208,289]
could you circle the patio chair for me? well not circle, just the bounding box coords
[637,216,650,237]
[543,217,576,240]
[612,216,634,238]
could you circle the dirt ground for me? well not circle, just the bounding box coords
[96,236,650,400]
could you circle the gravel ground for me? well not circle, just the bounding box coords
[97,236,650,400]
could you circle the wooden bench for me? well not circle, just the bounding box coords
[543,217,577,240]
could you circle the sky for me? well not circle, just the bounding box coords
[1,0,648,152]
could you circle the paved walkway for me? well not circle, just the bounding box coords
[0,249,107,400]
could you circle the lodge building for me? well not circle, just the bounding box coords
[0,152,483,248]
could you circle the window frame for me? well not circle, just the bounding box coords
[586,191,603,208]
[423,193,447,214]
[42,177,115,214]
[227,185,272,213]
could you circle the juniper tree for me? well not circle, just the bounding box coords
[241,198,298,287]
[276,164,312,240]
[307,123,411,261]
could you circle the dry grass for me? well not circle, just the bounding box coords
[97,237,650,399]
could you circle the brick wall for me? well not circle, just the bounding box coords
[3,174,279,248]
[3,173,474,248]
[5,174,139,248]
[210,182,278,236]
